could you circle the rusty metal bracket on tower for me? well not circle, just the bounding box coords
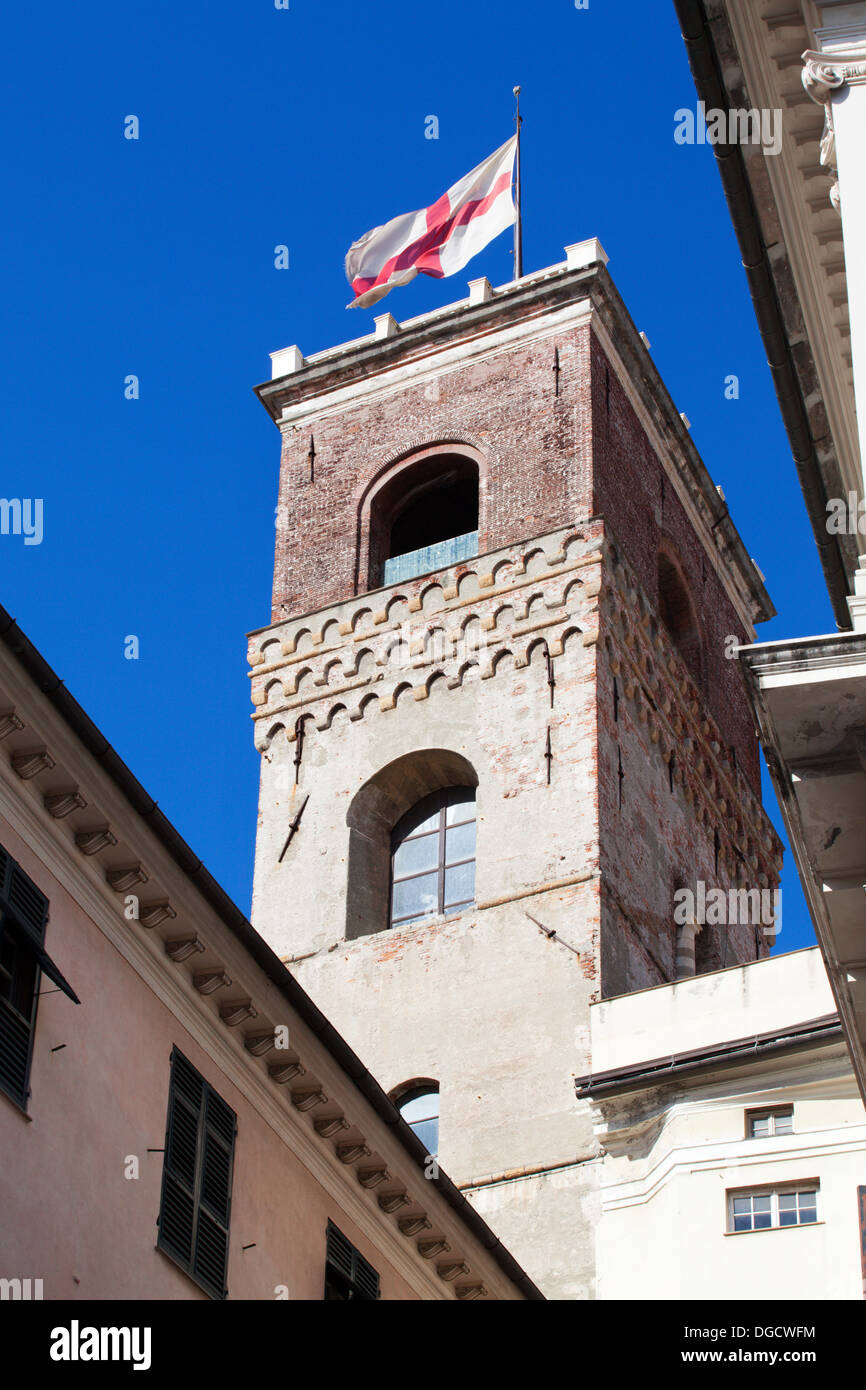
[278,793,310,863]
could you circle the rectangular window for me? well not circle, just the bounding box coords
[728,1185,818,1234]
[0,844,78,1111]
[746,1106,794,1139]
[324,1220,380,1300]
[157,1048,237,1300]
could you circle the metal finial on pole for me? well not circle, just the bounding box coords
[513,85,523,280]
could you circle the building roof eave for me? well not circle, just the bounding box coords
[672,0,855,628]
[574,1014,842,1098]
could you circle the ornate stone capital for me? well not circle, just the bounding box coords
[802,48,866,105]
[800,49,866,213]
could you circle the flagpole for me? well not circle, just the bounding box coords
[513,85,523,280]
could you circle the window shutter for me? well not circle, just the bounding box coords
[353,1251,381,1301]
[0,992,33,1107]
[158,1049,236,1300]
[194,1090,236,1297]
[325,1221,381,1300]
[326,1222,356,1281]
[0,847,52,1108]
[159,1052,203,1268]
[8,865,49,939]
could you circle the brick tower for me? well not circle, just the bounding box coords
[247,241,783,1298]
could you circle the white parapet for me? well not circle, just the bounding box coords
[564,238,609,270]
[374,313,400,340]
[270,345,306,379]
[468,277,494,305]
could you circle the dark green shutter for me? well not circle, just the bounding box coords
[0,847,53,1109]
[325,1220,380,1300]
[158,1048,236,1299]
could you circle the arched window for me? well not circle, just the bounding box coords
[345,749,479,940]
[390,787,476,928]
[366,450,480,587]
[658,552,703,687]
[396,1083,439,1155]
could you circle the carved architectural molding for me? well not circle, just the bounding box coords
[11,748,55,780]
[219,999,258,1028]
[269,1059,306,1085]
[802,49,866,105]
[802,47,866,212]
[0,710,24,741]
[312,1113,346,1137]
[244,1030,279,1057]
[44,789,87,819]
[249,524,603,751]
[75,826,118,856]
[164,935,206,964]
[106,864,149,893]
[139,900,177,930]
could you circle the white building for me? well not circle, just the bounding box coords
[673,0,866,1107]
[579,947,866,1299]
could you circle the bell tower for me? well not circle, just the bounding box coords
[247,241,783,1298]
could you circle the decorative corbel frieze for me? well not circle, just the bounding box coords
[378,1191,411,1215]
[219,999,258,1027]
[244,1031,279,1057]
[164,935,206,963]
[0,711,24,741]
[455,1282,487,1300]
[291,1087,328,1112]
[139,900,177,930]
[193,969,231,995]
[106,865,149,893]
[313,1114,347,1138]
[269,1059,306,1085]
[12,749,55,780]
[419,1239,451,1260]
[398,1215,432,1238]
[437,1259,470,1282]
[75,826,118,856]
[44,789,87,819]
[336,1142,371,1165]
[357,1164,390,1189]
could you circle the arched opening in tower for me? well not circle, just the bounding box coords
[369,452,479,587]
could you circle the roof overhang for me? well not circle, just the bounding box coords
[739,630,866,1103]
[673,0,860,626]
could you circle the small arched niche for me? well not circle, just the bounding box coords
[345,748,478,940]
[658,550,704,688]
[364,447,482,589]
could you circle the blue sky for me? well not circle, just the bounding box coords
[1,0,834,951]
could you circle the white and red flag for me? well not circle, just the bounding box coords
[345,136,517,309]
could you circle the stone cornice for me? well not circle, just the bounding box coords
[0,644,529,1300]
[249,524,602,751]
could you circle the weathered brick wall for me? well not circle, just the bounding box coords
[271,323,594,621]
[590,334,762,792]
[596,536,781,997]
